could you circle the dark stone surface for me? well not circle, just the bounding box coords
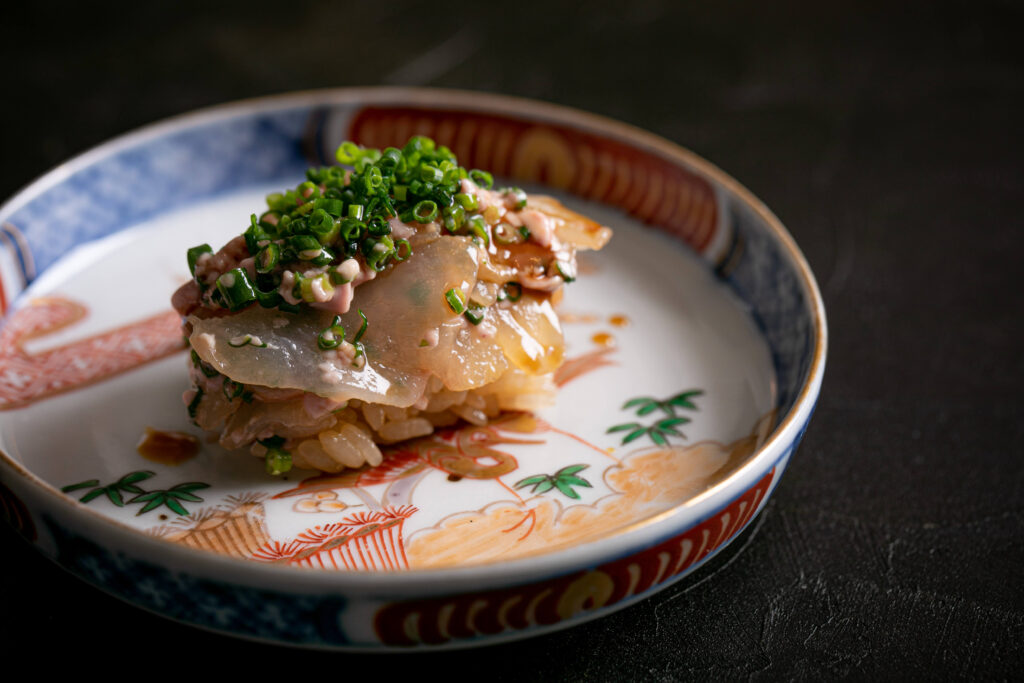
[2,1,1021,677]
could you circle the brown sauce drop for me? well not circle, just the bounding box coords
[137,427,200,465]
[591,332,616,347]
[609,314,631,327]
[447,474,463,482]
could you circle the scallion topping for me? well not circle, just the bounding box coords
[445,288,467,315]
[353,308,369,343]
[464,305,486,325]
[493,222,526,246]
[317,315,346,350]
[413,200,438,223]
[259,436,292,475]
[216,268,257,311]
[187,244,212,278]
[498,281,523,303]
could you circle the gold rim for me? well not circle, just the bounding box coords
[0,86,826,584]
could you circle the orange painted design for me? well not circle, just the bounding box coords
[0,297,185,410]
[0,480,36,542]
[374,468,775,645]
[155,495,270,558]
[348,107,719,253]
[591,332,615,347]
[252,506,418,570]
[554,347,617,387]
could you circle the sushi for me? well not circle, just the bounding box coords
[172,136,611,474]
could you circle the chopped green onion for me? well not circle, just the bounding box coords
[353,308,369,343]
[222,377,244,401]
[518,225,531,241]
[255,243,281,273]
[394,239,412,261]
[470,169,494,189]
[367,216,391,236]
[256,288,282,309]
[454,192,479,211]
[442,204,466,233]
[554,260,577,283]
[298,273,334,303]
[318,315,346,350]
[187,388,204,420]
[493,222,526,246]
[187,244,212,277]
[503,187,528,209]
[216,268,258,311]
[413,200,438,223]
[348,204,365,220]
[260,436,292,475]
[467,216,489,246]
[228,334,267,348]
[464,305,486,325]
[498,281,523,302]
[445,288,467,314]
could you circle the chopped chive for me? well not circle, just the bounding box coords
[413,200,438,223]
[554,260,577,283]
[263,443,292,475]
[394,239,412,262]
[445,288,467,315]
[469,169,494,189]
[187,244,212,277]
[187,388,204,419]
[255,243,281,273]
[216,268,257,311]
[353,309,368,343]
[464,305,486,325]
[493,222,526,246]
[499,281,523,303]
[318,315,346,350]
[228,334,267,348]
[467,216,489,246]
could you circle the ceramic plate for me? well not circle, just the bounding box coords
[0,88,825,649]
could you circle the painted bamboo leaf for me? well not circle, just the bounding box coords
[622,428,647,444]
[61,480,99,493]
[533,480,555,494]
[79,488,105,503]
[607,423,641,434]
[554,480,581,499]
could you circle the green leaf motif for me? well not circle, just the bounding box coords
[105,488,125,507]
[607,423,641,434]
[554,481,581,499]
[533,480,555,495]
[79,489,104,503]
[610,388,703,447]
[138,498,165,515]
[622,429,647,444]
[62,480,99,493]
[119,471,156,486]
[169,491,203,502]
[515,475,549,489]
[556,464,588,477]
[561,475,592,488]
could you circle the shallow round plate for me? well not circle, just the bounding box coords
[0,88,825,650]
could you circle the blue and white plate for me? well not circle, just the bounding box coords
[0,88,826,649]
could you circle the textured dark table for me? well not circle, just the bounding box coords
[2,2,1021,677]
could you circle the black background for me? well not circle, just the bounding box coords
[2,1,1022,678]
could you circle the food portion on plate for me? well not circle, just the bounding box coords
[172,136,611,475]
